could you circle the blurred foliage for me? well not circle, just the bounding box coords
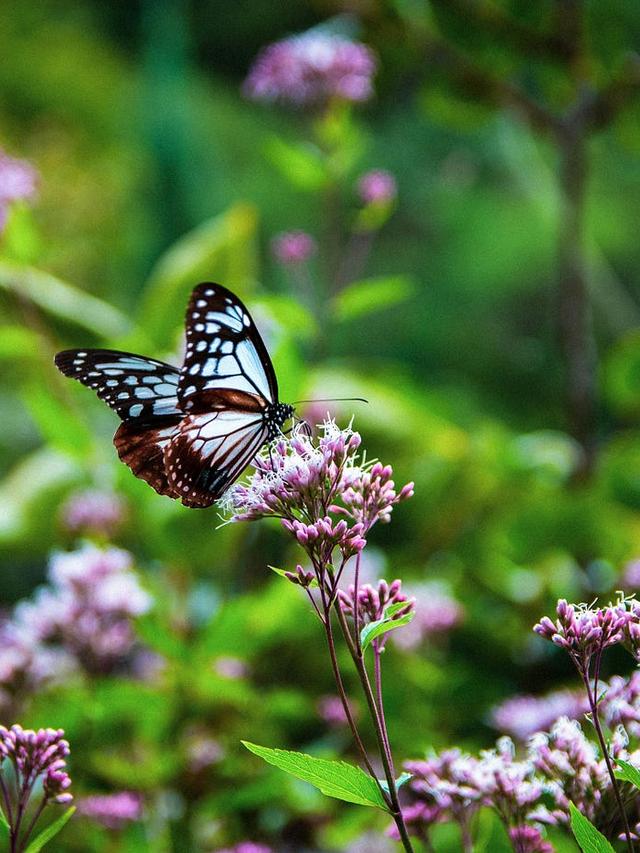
[2,0,640,849]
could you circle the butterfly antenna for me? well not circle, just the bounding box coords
[293,397,369,405]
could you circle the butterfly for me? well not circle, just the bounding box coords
[55,283,294,508]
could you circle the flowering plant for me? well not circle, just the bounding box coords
[224,419,417,850]
[0,724,74,852]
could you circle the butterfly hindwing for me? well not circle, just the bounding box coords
[54,349,181,422]
[114,418,182,499]
[178,283,278,407]
[164,410,268,507]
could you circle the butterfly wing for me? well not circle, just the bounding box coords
[178,282,278,408]
[164,409,268,507]
[164,283,280,506]
[54,349,183,498]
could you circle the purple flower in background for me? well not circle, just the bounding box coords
[0,148,38,233]
[392,582,463,651]
[77,791,142,830]
[490,688,588,741]
[244,32,376,107]
[60,489,126,538]
[357,169,397,205]
[217,844,272,853]
[508,825,553,853]
[271,231,316,265]
[15,545,152,675]
[599,672,640,737]
[317,694,359,728]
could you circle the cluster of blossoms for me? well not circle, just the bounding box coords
[338,579,414,649]
[0,147,37,234]
[60,488,126,538]
[244,31,376,107]
[216,843,272,853]
[0,545,152,716]
[223,421,413,580]
[400,715,640,850]
[15,545,152,675]
[271,231,317,266]
[76,791,142,830]
[534,597,640,671]
[0,725,72,851]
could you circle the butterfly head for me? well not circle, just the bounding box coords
[266,402,295,439]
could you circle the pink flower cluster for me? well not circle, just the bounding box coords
[244,32,376,107]
[15,545,152,675]
[338,579,414,649]
[0,148,38,233]
[0,724,72,806]
[223,420,413,565]
[534,597,640,669]
[401,713,640,848]
[77,791,143,830]
[0,545,153,714]
[217,844,272,853]
[61,488,126,538]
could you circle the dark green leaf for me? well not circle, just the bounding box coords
[242,741,388,810]
[569,802,615,853]
[24,806,76,853]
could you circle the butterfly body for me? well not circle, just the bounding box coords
[55,283,293,508]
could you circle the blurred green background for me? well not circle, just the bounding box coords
[2,0,640,850]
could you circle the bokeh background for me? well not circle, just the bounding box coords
[2,0,640,850]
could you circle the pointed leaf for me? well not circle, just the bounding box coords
[242,742,388,810]
[0,807,9,835]
[615,758,640,789]
[24,806,76,852]
[569,802,615,853]
[360,603,415,653]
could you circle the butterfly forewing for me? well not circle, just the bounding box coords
[178,283,278,407]
[55,349,183,498]
[54,349,181,421]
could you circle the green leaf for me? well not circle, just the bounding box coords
[615,758,640,789]
[242,741,388,810]
[265,137,328,191]
[569,802,615,853]
[360,602,415,652]
[24,806,75,853]
[332,276,415,323]
[0,806,9,835]
[138,203,258,348]
[268,565,318,587]
[0,261,130,338]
